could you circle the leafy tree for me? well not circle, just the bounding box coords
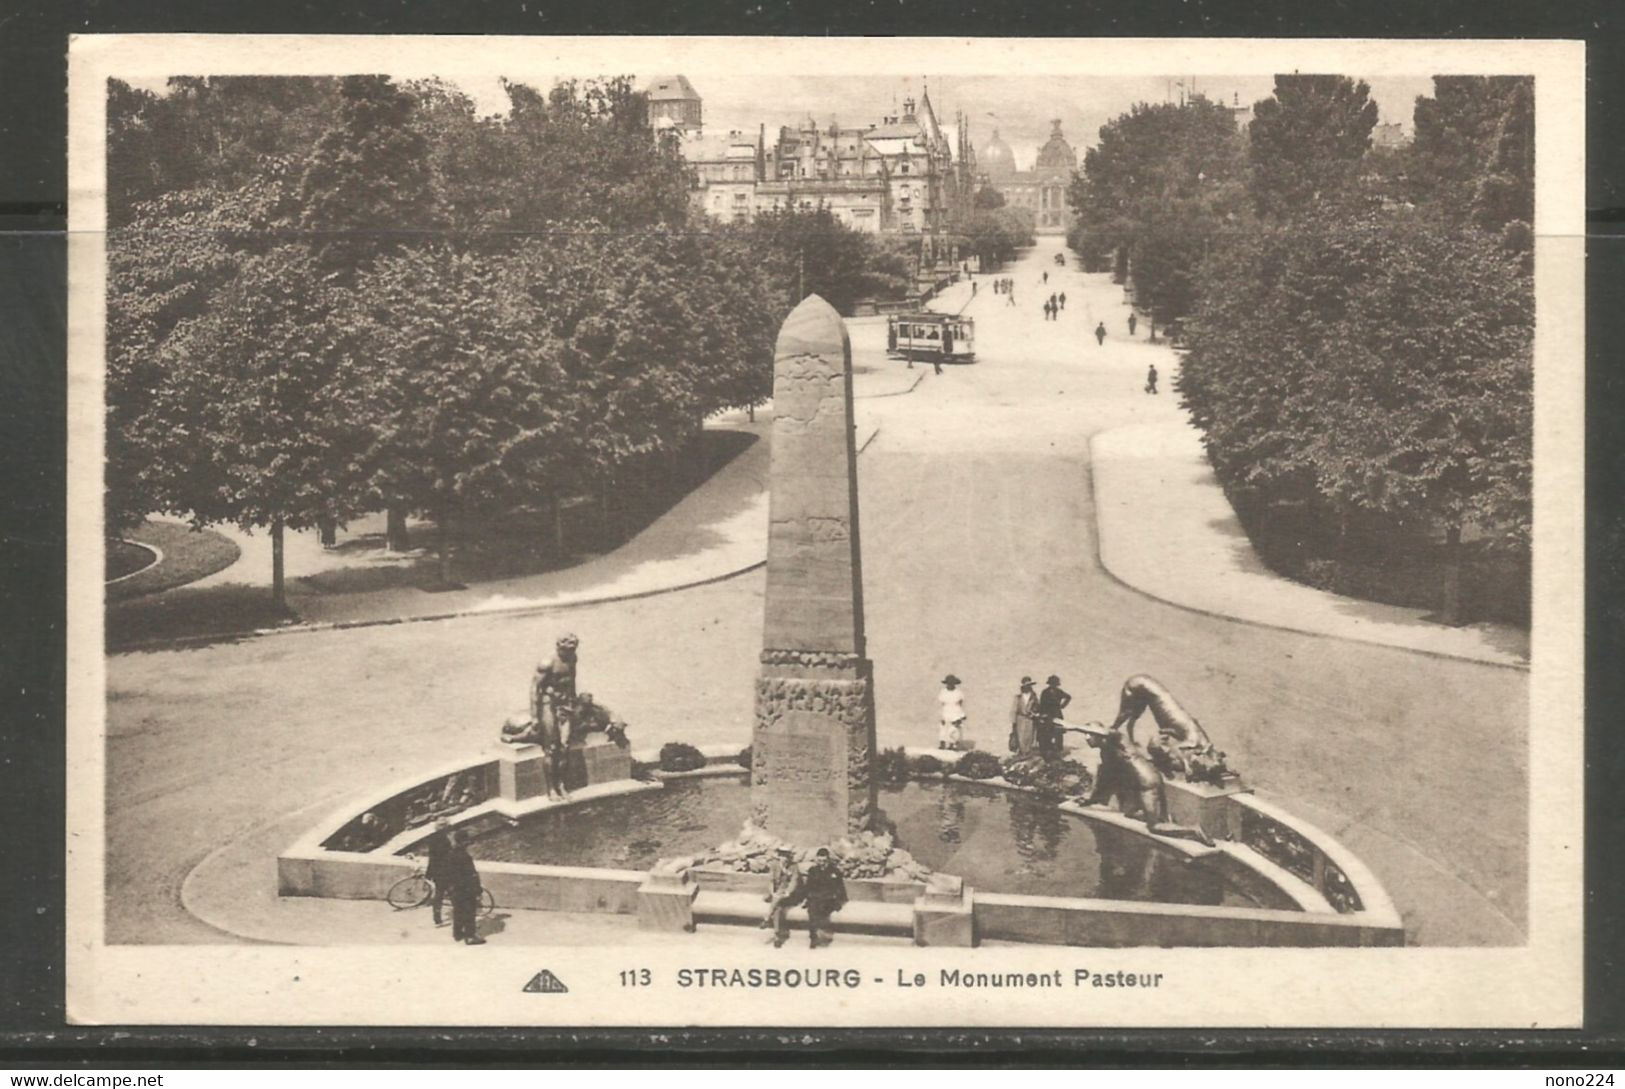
[106,180,299,531]
[956,206,1035,269]
[747,206,895,317]
[107,77,340,228]
[496,77,693,239]
[1066,96,1246,327]
[1179,209,1532,621]
[298,75,442,280]
[972,185,1007,210]
[145,246,368,608]
[1248,75,1379,218]
[404,79,513,248]
[350,246,564,584]
[1410,76,1534,238]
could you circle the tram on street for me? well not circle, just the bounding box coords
[886,312,976,364]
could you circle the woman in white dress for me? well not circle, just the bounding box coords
[937,674,967,750]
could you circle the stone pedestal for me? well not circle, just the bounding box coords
[566,736,633,791]
[497,744,551,802]
[1164,778,1250,841]
[637,860,699,932]
[913,873,975,947]
[751,296,877,845]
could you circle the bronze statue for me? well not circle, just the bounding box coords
[1082,729,1214,847]
[573,692,631,749]
[1108,674,1230,782]
[498,633,581,799]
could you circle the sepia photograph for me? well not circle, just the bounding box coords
[64,35,1585,1028]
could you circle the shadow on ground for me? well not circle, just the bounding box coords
[106,430,760,652]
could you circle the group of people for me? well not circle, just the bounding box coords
[1042,291,1067,320]
[936,673,1074,759]
[760,845,849,948]
[991,276,1017,306]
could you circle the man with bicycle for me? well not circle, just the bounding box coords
[445,829,486,945]
[424,817,453,927]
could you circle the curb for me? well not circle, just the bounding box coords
[105,538,164,585]
[1085,432,1529,673]
[111,556,771,655]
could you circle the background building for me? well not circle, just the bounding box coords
[980,120,1077,235]
[663,77,964,242]
[647,75,703,133]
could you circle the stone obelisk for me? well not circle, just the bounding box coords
[750,295,877,844]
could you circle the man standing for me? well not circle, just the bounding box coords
[445,830,486,945]
[803,848,849,948]
[1128,312,1138,336]
[760,846,805,948]
[1037,675,1072,758]
[423,818,453,927]
[1011,676,1040,756]
[1094,321,1107,347]
[1145,363,1159,395]
[937,674,967,750]
[1059,291,1066,311]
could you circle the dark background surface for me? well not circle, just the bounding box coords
[1,0,1621,1064]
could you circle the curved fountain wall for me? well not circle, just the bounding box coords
[275,741,1404,948]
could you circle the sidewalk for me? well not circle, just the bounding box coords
[1090,420,1529,668]
[110,421,774,648]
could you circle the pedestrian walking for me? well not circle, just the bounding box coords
[760,845,805,948]
[446,830,485,945]
[1128,312,1138,336]
[1059,291,1066,310]
[1010,676,1040,757]
[937,674,967,749]
[423,818,453,926]
[1094,321,1107,347]
[1037,675,1072,758]
[1043,270,1049,284]
[1007,290,1016,307]
[971,280,977,296]
[803,848,848,948]
[1145,363,1159,394]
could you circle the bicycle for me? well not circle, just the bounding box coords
[386,858,495,917]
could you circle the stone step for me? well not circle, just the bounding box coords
[692,890,917,937]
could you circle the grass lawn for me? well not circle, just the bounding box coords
[108,520,241,601]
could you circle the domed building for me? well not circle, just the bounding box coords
[980,119,1078,235]
[979,128,1017,182]
[1034,118,1078,173]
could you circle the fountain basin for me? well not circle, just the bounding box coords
[276,744,1404,947]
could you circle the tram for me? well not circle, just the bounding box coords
[886,312,977,364]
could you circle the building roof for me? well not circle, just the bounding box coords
[866,135,923,157]
[980,128,1016,177]
[646,75,701,102]
[681,132,757,165]
[1035,120,1077,171]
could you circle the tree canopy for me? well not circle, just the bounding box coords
[1247,75,1378,219]
[1410,76,1534,238]
[1066,96,1247,327]
[1179,209,1532,545]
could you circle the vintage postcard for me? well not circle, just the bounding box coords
[65,34,1585,1028]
